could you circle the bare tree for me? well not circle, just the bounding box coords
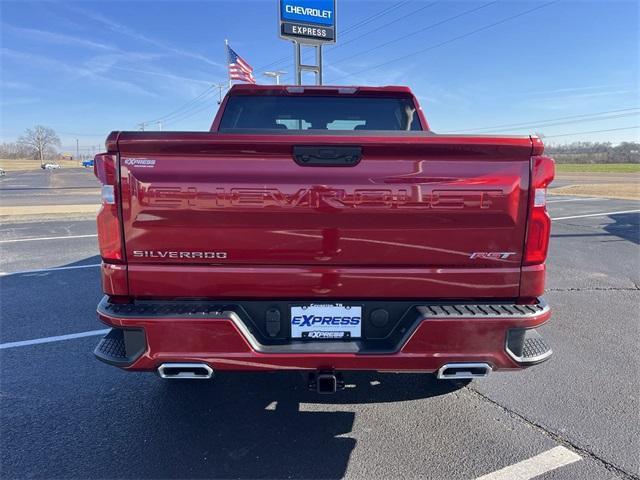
[546,141,639,163]
[0,142,31,159]
[17,126,61,166]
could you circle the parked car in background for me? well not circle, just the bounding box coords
[41,163,61,170]
[82,159,94,168]
[0,168,5,177]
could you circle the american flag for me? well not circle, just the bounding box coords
[227,45,255,84]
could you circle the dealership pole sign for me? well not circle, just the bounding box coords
[279,0,336,44]
[278,0,336,85]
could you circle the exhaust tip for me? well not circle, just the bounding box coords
[157,363,213,379]
[437,363,492,380]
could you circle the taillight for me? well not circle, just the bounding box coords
[94,153,124,262]
[524,155,555,265]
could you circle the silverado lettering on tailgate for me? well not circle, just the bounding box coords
[132,250,228,259]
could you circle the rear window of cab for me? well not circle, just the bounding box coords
[219,95,423,131]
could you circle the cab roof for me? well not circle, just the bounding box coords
[227,84,415,97]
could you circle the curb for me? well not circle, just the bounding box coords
[0,204,100,216]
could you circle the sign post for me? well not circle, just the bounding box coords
[279,0,336,85]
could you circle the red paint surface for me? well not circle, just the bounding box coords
[98,308,550,372]
[113,134,536,298]
[126,264,521,299]
[101,263,128,296]
[95,85,554,372]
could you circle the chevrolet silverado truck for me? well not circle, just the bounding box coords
[93,85,554,393]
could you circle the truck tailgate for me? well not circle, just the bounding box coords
[115,132,533,298]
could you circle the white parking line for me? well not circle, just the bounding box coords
[552,209,640,221]
[547,197,605,203]
[0,263,101,276]
[475,446,581,480]
[0,329,109,350]
[2,209,638,276]
[0,234,98,244]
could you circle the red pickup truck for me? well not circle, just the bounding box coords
[93,85,554,393]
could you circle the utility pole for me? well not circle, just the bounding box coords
[76,139,80,165]
[157,121,162,131]
[263,71,287,85]
[215,83,227,105]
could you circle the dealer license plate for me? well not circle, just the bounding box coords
[291,304,362,339]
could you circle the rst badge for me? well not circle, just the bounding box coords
[470,252,516,260]
[291,304,361,339]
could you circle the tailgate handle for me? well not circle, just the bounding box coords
[293,146,362,167]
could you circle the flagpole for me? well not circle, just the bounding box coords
[224,38,232,90]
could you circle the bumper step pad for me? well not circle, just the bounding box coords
[506,328,552,365]
[95,329,127,359]
[94,327,146,367]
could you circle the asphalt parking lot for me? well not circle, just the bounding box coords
[0,168,99,207]
[0,170,638,479]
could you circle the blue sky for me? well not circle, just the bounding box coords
[1,0,638,153]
